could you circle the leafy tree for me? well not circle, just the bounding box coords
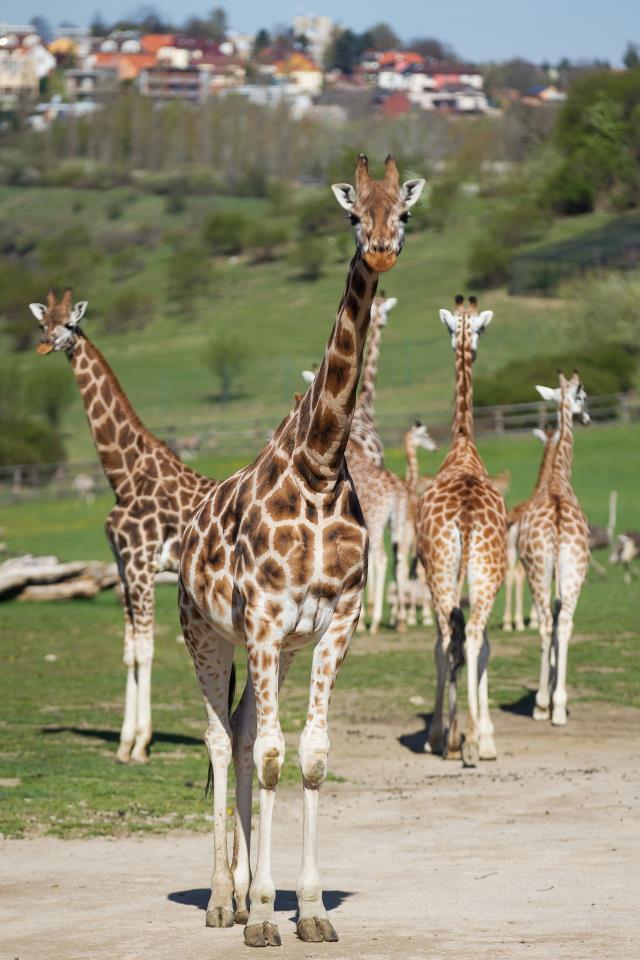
[623,42,640,70]
[25,364,74,429]
[546,68,640,211]
[30,15,53,43]
[289,237,328,281]
[0,262,48,352]
[325,29,362,74]
[409,37,456,60]
[90,12,107,36]
[167,238,212,318]
[363,22,399,51]
[252,28,271,57]
[102,287,155,334]
[484,58,546,97]
[207,333,248,405]
[202,211,248,256]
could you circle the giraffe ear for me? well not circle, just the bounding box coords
[401,179,426,208]
[29,303,48,325]
[69,301,88,327]
[473,310,493,333]
[331,182,357,212]
[531,428,549,444]
[301,370,315,385]
[383,297,398,312]
[535,385,559,403]
[439,309,457,334]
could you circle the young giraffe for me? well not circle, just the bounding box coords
[30,288,217,763]
[178,155,424,947]
[517,373,590,726]
[401,421,437,627]
[502,428,555,633]
[345,294,414,632]
[416,298,506,766]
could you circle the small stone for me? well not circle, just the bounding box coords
[44,653,58,662]
[409,694,425,706]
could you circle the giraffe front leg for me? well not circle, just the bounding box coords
[244,632,286,948]
[116,605,137,764]
[296,600,357,943]
[231,682,256,925]
[369,539,387,635]
[129,577,155,764]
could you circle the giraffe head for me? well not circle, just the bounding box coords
[536,372,590,426]
[439,295,493,360]
[410,419,438,452]
[29,288,88,356]
[331,154,425,272]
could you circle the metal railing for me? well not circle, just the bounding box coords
[1,392,637,504]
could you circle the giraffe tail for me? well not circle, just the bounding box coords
[204,663,237,798]
[449,607,466,680]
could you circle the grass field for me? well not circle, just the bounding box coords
[2,185,624,462]
[1,424,638,839]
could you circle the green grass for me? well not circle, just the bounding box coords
[1,423,638,838]
[4,185,627,463]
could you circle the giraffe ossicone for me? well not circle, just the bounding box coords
[178,155,424,946]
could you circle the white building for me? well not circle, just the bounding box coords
[292,14,333,65]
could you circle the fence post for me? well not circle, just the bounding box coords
[493,406,504,434]
[619,394,630,423]
[537,403,547,429]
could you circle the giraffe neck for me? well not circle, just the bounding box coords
[67,334,158,495]
[405,434,419,495]
[534,430,559,493]
[550,391,575,487]
[452,320,474,443]
[290,254,378,491]
[357,310,384,423]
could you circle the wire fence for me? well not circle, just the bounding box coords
[1,392,637,505]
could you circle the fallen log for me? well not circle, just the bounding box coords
[18,577,101,602]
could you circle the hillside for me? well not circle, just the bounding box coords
[0,185,622,462]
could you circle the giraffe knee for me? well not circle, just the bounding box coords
[299,730,330,789]
[254,733,285,789]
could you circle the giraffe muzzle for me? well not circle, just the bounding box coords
[363,250,397,273]
[36,341,54,355]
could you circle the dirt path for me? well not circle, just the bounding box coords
[3,702,639,960]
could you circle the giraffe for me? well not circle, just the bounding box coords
[178,155,424,946]
[502,428,556,633]
[310,293,413,634]
[29,288,217,763]
[399,421,437,627]
[416,297,507,766]
[517,373,590,726]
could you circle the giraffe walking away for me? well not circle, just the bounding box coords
[178,155,424,946]
[397,421,437,628]
[517,374,591,726]
[416,297,507,767]
[502,428,556,633]
[30,289,217,763]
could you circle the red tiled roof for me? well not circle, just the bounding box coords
[141,34,174,53]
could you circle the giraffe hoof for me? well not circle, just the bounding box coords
[129,751,149,765]
[461,740,479,768]
[551,706,567,726]
[502,622,513,633]
[234,907,249,925]
[244,921,281,947]
[533,705,550,721]
[396,620,407,634]
[479,737,497,761]
[115,748,132,764]
[206,906,235,928]
[297,917,339,942]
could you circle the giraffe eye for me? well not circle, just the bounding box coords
[399,211,410,223]
[349,213,360,225]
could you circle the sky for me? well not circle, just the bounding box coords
[2,0,638,64]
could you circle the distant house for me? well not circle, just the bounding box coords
[138,65,207,101]
[89,51,157,82]
[274,53,323,94]
[523,84,566,104]
[379,91,413,118]
[65,67,117,101]
[0,25,55,104]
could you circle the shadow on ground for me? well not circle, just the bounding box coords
[398,713,433,754]
[499,690,537,716]
[168,888,353,915]
[39,726,202,747]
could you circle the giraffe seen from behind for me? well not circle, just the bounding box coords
[416,297,507,767]
[178,155,424,946]
[517,374,590,725]
[30,288,218,763]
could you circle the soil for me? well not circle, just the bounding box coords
[2,701,639,960]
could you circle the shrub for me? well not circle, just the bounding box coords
[207,333,249,406]
[202,211,248,256]
[0,261,48,351]
[296,193,343,237]
[167,238,212,317]
[244,221,290,263]
[102,288,155,334]
[474,345,636,407]
[289,237,328,281]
